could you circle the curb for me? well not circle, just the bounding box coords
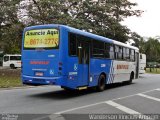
[0,86,36,91]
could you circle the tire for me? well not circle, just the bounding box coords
[97,74,106,92]
[127,73,134,84]
[10,64,15,69]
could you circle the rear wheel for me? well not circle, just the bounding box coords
[10,64,15,69]
[97,74,106,92]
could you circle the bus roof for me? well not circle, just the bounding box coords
[4,54,21,56]
[25,24,139,51]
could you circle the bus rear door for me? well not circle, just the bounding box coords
[77,40,90,87]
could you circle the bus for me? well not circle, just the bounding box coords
[21,24,139,91]
[139,54,146,74]
[3,54,21,69]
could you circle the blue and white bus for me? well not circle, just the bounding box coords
[22,24,139,91]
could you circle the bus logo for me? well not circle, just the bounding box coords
[74,64,78,71]
[50,69,54,75]
[30,61,49,65]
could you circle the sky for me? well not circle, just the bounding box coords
[123,0,160,38]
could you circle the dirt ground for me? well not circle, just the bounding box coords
[0,68,21,77]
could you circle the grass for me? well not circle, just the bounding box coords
[146,68,160,74]
[0,76,22,88]
[0,69,23,88]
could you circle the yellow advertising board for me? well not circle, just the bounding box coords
[24,29,59,48]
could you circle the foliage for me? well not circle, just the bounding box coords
[1,0,143,53]
[143,38,160,62]
[19,0,142,42]
[0,69,22,88]
[0,0,24,53]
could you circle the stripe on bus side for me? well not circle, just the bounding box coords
[107,61,111,84]
[107,60,113,84]
[110,60,114,83]
[109,61,113,84]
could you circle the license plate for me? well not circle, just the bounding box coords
[35,72,43,76]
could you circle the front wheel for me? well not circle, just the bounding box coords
[97,74,106,92]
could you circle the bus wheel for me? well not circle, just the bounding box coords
[10,64,15,69]
[97,74,106,92]
[127,72,134,84]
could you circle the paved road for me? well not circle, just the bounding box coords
[0,74,160,119]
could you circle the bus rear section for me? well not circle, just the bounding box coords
[22,27,63,86]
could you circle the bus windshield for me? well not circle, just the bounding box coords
[24,29,59,49]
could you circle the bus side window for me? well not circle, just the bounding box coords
[126,48,130,60]
[92,40,105,58]
[130,49,135,61]
[123,47,130,61]
[4,56,9,62]
[115,45,119,60]
[105,43,110,58]
[106,43,114,59]
[110,45,115,59]
[123,47,127,60]
[69,33,77,56]
[118,46,123,60]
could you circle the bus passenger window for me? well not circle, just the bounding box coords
[115,46,119,59]
[69,33,77,56]
[130,49,135,61]
[92,40,105,58]
[123,47,127,60]
[109,45,115,59]
[126,48,130,60]
[105,43,110,58]
[123,47,130,60]
[118,46,123,60]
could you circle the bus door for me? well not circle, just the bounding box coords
[135,52,139,79]
[77,41,90,86]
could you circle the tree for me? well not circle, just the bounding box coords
[1,0,143,53]
[144,38,160,62]
[0,0,24,53]
[19,0,143,43]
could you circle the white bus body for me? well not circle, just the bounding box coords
[3,54,21,69]
[111,41,139,83]
[139,54,146,74]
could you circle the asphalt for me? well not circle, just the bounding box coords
[0,74,160,119]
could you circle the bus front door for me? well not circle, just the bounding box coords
[78,41,90,87]
[135,52,139,79]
